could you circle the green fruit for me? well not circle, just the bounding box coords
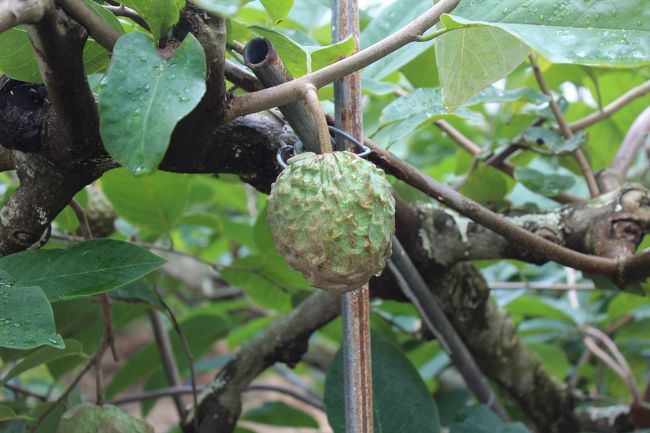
[267,151,395,293]
[57,404,154,433]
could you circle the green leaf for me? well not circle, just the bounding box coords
[450,405,530,433]
[360,0,437,80]
[260,0,294,22]
[242,401,318,428]
[514,167,575,196]
[436,18,530,111]
[249,26,356,77]
[119,0,183,40]
[523,128,586,155]
[0,405,33,422]
[460,166,511,202]
[449,0,650,68]
[190,0,243,17]
[1,340,85,384]
[527,343,569,381]
[0,239,165,302]
[379,87,482,144]
[325,332,440,433]
[0,284,63,350]
[99,32,206,175]
[220,259,293,312]
[101,169,190,234]
[0,24,116,83]
[505,294,575,323]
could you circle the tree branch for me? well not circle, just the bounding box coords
[0,0,49,32]
[182,290,340,433]
[224,0,460,121]
[569,80,650,132]
[600,106,650,191]
[529,54,600,197]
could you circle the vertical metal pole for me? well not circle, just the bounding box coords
[332,1,374,432]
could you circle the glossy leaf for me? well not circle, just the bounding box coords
[1,340,85,384]
[514,167,575,196]
[119,0,184,40]
[325,332,440,433]
[242,401,318,427]
[260,0,294,22]
[99,32,206,175]
[0,239,165,302]
[523,128,586,155]
[448,0,650,68]
[379,88,482,144]
[460,166,511,202]
[361,0,437,80]
[101,169,190,234]
[436,18,530,111]
[0,284,63,350]
[250,26,356,77]
[0,25,115,84]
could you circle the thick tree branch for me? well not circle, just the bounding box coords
[28,3,102,163]
[0,0,49,32]
[182,290,340,433]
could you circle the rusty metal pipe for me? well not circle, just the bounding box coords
[332,1,375,432]
[243,38,323,153]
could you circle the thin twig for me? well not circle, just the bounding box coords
[109,383,325,411]
[3,383,48,401]
[149,309,186,419]
[68,199,91,240]
[302,86,332,153]
[155,289,200,431]
[583,336,640,403]
[389,237,509,419]
[569,80,650,132]
[487,281,595,291]
[529,54,600,197]
[602,106,650,191]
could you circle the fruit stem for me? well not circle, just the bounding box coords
[303,85,333,153]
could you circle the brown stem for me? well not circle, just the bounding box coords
[56,0,120,50]
[570,80,650,132]
[601,107,650,191]
[302,85,332,153]
[529,54,600,197]
[104,4,149,30]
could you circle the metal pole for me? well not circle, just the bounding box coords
[332,1,374,432]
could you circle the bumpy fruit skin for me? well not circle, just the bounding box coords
[57,404,154,433]
[267,151,395,293]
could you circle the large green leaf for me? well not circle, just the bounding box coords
[99,32,206,175]
[0,25,116,84]
[325,332,440,433]
[1,340,85,384]
[0,284,63,350]
[119,0,184,40]
[514,167,575,197]
[360,0,437,80]
[0,405,32,422]
[190,0,243,17]
[260,0,294,22]
[436,19,530,112]
[101,169,190,234]
[378,88,481,144]
[448,0,650,68]
[0,239,165,302]
[249,26,356,77]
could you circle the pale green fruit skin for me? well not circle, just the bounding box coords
[57,404,154,433]
[267,151,395,293]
